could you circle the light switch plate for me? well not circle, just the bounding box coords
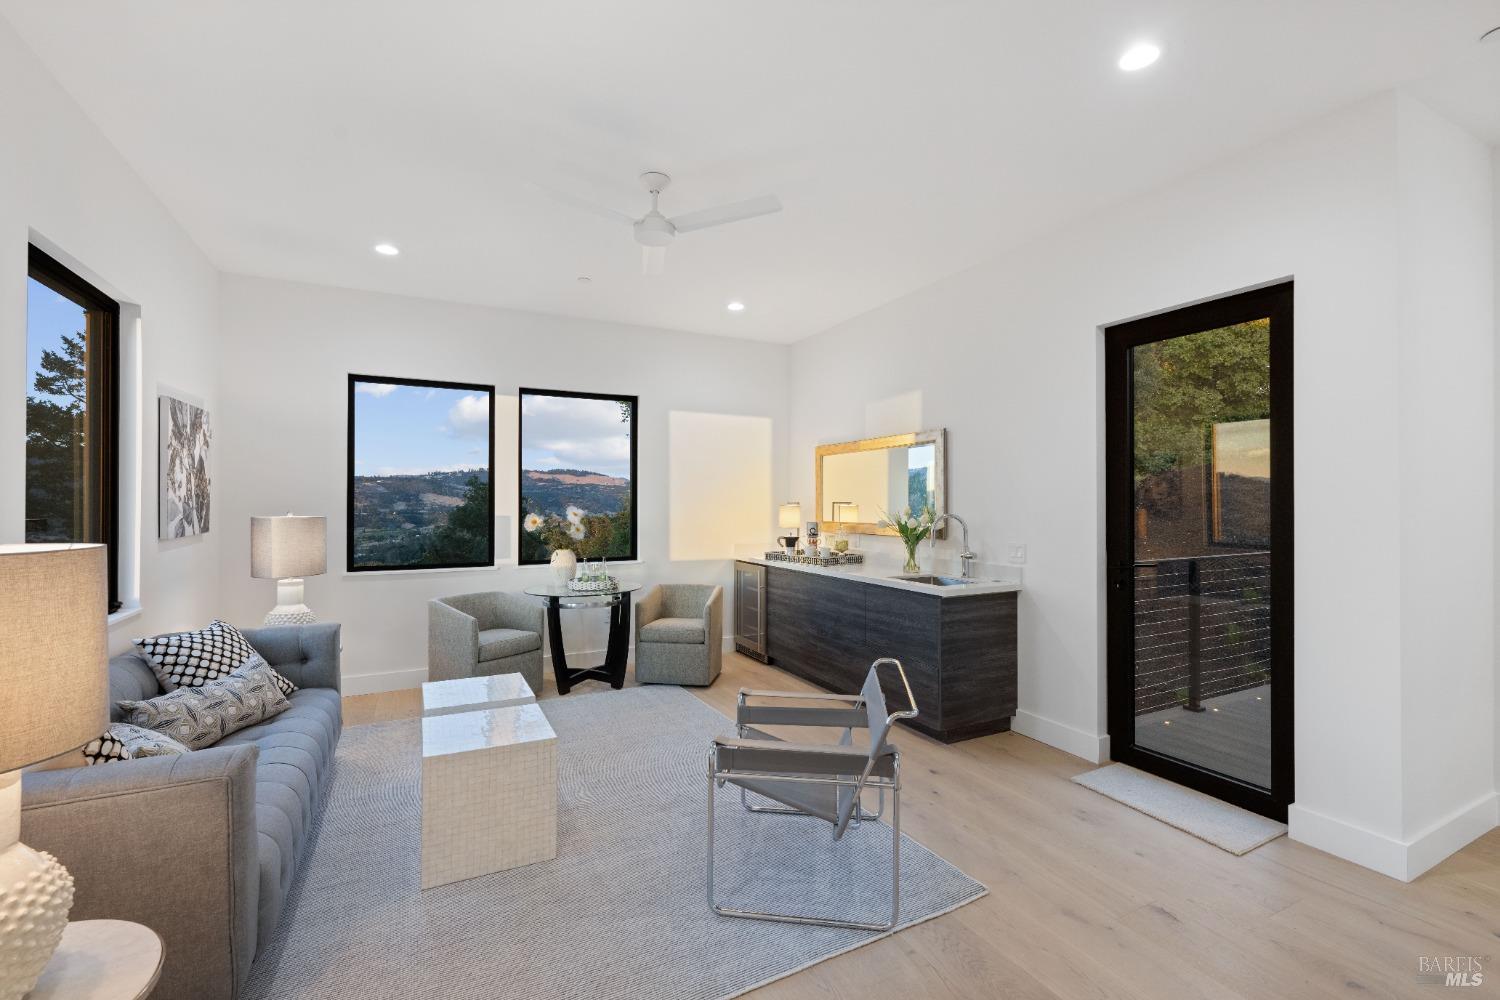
[1007,543,1027,565]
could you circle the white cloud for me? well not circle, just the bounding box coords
[355,382,399,397]
[536,436,630,468]
[520,393,631,476]
[446,394,490,438]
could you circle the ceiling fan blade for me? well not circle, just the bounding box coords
[641,245,666,275]
[530,181,636,225]
[669,194,782,234]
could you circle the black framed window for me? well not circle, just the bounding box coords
[26,245,120,611]
[518,388,637,564]
[347,374,495,571]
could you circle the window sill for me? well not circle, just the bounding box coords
[342,560,646,578]
[107,602,142,628]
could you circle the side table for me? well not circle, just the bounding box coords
[28,919,163,1000]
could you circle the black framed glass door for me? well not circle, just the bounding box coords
[1105,282,1293,821]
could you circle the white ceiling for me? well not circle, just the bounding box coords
[4,1,1498,343]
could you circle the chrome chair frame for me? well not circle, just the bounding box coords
[707,657,918,932]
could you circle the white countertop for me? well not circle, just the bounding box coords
[736,554,1022,597]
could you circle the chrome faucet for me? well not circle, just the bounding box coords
[930,513,978,579]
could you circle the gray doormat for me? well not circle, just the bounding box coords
[1073,763,1286,855]
[246,685,986,1000]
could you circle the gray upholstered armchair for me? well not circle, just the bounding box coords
[635,584,723,686]
[428,591,545,692]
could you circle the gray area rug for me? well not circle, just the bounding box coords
[246,685,986,1000]
[1073,763,1286,855]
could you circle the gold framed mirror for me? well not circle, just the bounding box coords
[815,429,946,537]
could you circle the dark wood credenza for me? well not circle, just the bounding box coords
[740,561,1017,743]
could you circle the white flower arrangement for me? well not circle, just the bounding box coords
[523,512,544,533]
[568,521,586,540]
[565,505,586,525]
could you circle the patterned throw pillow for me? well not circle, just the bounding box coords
[117,654,291,750]
[81,723,192,765]
[134,620,299,697]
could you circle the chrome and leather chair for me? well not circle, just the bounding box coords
[707,657,918,931]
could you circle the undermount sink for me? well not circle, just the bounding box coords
[890,574,972,587]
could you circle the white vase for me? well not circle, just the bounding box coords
[550,550,577,586]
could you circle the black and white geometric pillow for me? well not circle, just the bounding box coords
[82,723,191,765]
[117,655,291,750]
[134,619,298,696]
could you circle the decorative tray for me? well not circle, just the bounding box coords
[567,576,620,593]
[761,551,865,567]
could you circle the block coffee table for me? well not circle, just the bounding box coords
[420,703,557,889]
[422,673,536,717]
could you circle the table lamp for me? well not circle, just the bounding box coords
[0,543,108,997]
[835,502,861,549]
[251,514,327,625]
[777,502,801,556]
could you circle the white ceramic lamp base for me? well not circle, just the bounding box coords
[263,577,317,626]
[0,772,74,1000]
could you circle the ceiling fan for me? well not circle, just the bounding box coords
[549,171,782,274]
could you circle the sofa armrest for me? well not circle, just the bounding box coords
[242,622,342,692]
[494,591,544,636]
[635,586,663,639]
[22,744,260,1000]
[429,599,479,681]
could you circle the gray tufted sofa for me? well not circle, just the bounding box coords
[20,623,342,1000]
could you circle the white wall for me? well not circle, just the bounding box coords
[0,16,221,650]
[215,275,789,693]
[1393,95,1496,875]
[789,92,1497,880]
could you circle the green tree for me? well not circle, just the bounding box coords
[425,476,491,564]
[1132,320,1270,480]
[25,331,88,540]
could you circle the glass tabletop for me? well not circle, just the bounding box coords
[523,581,643,599]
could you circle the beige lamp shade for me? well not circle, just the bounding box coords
[0,544,109,772]
[777,503,802,530]
[250,515,327,580]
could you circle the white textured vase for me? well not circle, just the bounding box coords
[0,843,73,1000]
[549,549,577,587]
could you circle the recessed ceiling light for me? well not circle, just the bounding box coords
[373,243,400,256]
[576,276,592,284]
[726,301,746,312]
[1118,42,1161,71]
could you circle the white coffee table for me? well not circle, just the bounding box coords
[422,673,535,717]
[420,703,557,889]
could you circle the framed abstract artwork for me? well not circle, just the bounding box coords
[159,393,212,538]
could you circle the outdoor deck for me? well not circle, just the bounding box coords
[1134,683,1271,789]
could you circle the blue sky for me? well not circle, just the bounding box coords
[26,277,86,406]
[353,381,490,476]
[520,392,632,479]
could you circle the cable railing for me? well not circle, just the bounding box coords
[1132,551,1271,715]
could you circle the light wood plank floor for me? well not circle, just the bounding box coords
[345,653,1500,1000]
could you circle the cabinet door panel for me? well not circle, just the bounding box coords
[864,585,942,722]
[766,567,866,694]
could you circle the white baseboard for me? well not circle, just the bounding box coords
[1289,792,1499,881]
[342,667,428,696]
[1011,710,1109,764]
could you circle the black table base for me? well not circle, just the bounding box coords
[544,591,632,695]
